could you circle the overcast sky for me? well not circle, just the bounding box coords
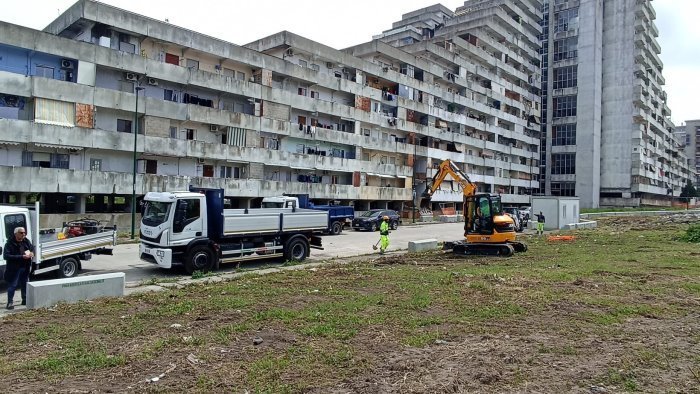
[1,0,698,124]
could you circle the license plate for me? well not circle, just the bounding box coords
[144,248,152,255]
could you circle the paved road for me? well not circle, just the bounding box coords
[0,221,513,306]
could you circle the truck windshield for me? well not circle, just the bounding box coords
[142,201,172,226]
[261,202,283,208]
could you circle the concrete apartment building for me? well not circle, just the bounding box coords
[539,0,693,208]
[0,0,542,224]
[675,120,700,185]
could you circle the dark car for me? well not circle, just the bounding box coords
[352,209,400,231]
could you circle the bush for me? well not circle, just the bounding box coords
[681,224,700,243]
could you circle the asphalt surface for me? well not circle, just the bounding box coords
[1,221,531,309]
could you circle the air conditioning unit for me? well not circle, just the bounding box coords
[125,72,138,81]
[326,62,333,69]
[60,59,74,69]
[286,48,294,56]
[209,124,219,132]
[342,68,349,74]
[147,77,158,86]
[196,158,205,164]
[382,67,389,72]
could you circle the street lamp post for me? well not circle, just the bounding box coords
[131,86,144,239]
[412,135,417,224]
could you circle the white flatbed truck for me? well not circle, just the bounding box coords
[139,187,327,274]
[0,203,116,280]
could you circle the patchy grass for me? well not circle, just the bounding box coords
[0,215,699,392]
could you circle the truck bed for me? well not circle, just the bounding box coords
[222,208,328,235]
[39,230,117,260]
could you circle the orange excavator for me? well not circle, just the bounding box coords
[421,159,527,256]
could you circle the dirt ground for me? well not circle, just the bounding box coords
[1,214,699,393]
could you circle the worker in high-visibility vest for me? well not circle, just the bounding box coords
[379,216,390,254]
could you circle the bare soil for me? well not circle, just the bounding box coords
[1,214,699,393]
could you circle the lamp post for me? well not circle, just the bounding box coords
[131,86,144,239]
[412,135,417,224]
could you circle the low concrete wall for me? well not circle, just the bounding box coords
[562,220,597,230]
[27,272,125,309]
[408,239,438,253]
[580,209,700,219]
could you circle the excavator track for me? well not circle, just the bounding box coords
[452,242,515,257]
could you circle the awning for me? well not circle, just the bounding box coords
[397,175,408,179]
[0,141,19,146]
[34,143,83,151]
[365,172,378,176]
[378,174,396,178]
[226,160,249,164]
[290,165,316,170]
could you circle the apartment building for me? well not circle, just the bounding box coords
[675,120,700,185]
[539,0,693,208]
[0,0,542,222]
[346,0,543,209]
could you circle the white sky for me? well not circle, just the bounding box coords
[1,0,698,124]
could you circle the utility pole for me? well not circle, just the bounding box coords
[130,86,144,239]
[412,136,417,224]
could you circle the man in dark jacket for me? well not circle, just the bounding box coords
[3,227,34,310]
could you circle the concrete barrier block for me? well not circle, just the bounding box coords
[408,239,438,253]
[27,272,125,309]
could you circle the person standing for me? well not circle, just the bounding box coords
[379,216,391,254]
[534,211,546,235]
[3,227,34,310]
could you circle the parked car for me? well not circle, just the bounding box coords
[519,206,531,222]
[503,206,524,232]
[352,209,401,231]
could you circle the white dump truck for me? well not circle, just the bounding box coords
[139,187,327,274]
[0,203,117,280]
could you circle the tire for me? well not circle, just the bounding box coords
[370,223,378,232]
[390,220,399,230]
[185,245,215,275]
[59,256,80,278]
[284,237,309,262]
[330,221,343,235]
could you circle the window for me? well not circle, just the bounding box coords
[90,158,102,171]
[552,123,577,146]
[298,87,307,96]
[164,89,177,102]
[553,66,577,89]
[35,65,54,79]
[552,153,576,174]
[119,41,136,53]
[50,154,69,169]
[551,182,576,196]
[186,59,199,70]
[185,129,195,140]
[117,119,133,133]
[165,53,179,65]
[145,160,157,174]
[236,71,245,81]
[202,165,214,177]
[554,7,579,33]
[553,95,577,118]
[220,166,241,179]
[170,126,178,139]
[4,214,27,241]
[553,37,578,61]
[298,60,307,68]
[310,64,320,71]
[310,91,319,99]
[173,198,200,233]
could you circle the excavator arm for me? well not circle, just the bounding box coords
[421,159,477,204]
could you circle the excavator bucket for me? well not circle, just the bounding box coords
[418,190,432,209]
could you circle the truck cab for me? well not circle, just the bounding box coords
[140,187,326,274]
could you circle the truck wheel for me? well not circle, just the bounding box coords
[330,221,343,235]
[370,223,377,232]
[185,245,215,275]
[284,237,308,262]
[59,257,80,278]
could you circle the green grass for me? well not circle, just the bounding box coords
[1,218,699,391]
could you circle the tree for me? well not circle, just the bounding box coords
[680,180,698,198]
